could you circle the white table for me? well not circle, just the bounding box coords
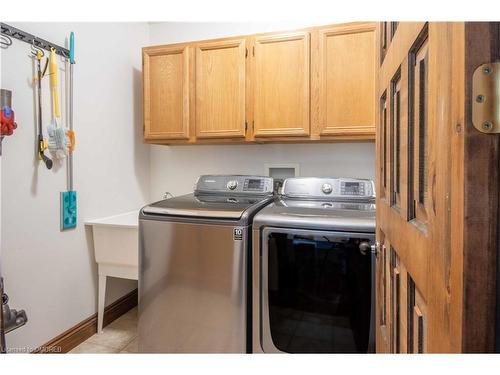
[85,210,139,333]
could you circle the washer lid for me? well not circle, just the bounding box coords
[142,193,272,220]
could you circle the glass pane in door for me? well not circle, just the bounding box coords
[267,232,372,353]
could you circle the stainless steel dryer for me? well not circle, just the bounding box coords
[252,177,376,353]
[139,175,274,353]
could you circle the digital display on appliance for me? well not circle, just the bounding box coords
[344,182,360,194]
[247,179,262,189]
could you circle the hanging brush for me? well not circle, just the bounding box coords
[47,48,69,159]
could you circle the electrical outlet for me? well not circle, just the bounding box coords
[61,191,77,230]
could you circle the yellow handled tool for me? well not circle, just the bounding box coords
[31,43,53,169]
[49,48,61,119]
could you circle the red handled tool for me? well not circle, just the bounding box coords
[0,106,17,136]
[0,89,18,156]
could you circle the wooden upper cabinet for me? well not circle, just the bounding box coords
[314,23,376,136]
[195,39,246,138]
[142,22,378,144]
[253,32,310,137]
[143,45,191,140]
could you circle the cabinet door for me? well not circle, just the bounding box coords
[195,39,246,138]
[315,23,376,136]
[143,45,191,140]
[253,32,310,137]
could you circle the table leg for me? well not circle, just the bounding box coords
[98,274,106,334]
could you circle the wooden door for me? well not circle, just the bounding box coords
[143,44,191,140]
[253,31,310,137]
[375,22,500,353]
[314,23,376,136]
[195,38,246,139]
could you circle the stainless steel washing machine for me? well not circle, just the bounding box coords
[139,175,274,353]
[252,177,376,353]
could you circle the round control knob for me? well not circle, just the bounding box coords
[226,180,238,190]
[322,183,333,194]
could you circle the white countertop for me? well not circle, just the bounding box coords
[85,210,139,229]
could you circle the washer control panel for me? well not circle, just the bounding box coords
[195,175,274,195]
[243,178,266,192]
[282,177,375,201]
[340,181,366,196]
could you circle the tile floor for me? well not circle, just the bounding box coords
[69,307,138,354]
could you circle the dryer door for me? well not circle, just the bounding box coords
[260,227,374,353]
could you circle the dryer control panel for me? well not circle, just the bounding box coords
[282,177,375,201]
[195,175,274,196]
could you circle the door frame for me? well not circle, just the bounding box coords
[462,22,500,352]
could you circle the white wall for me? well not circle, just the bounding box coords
[147,22,375,201]
[148,21,328,45]
[0,22,150,351]
[150,143,375,198]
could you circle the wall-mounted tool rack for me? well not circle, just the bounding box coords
[0,23,70,58]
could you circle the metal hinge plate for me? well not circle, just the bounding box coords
[472,62,500,133]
